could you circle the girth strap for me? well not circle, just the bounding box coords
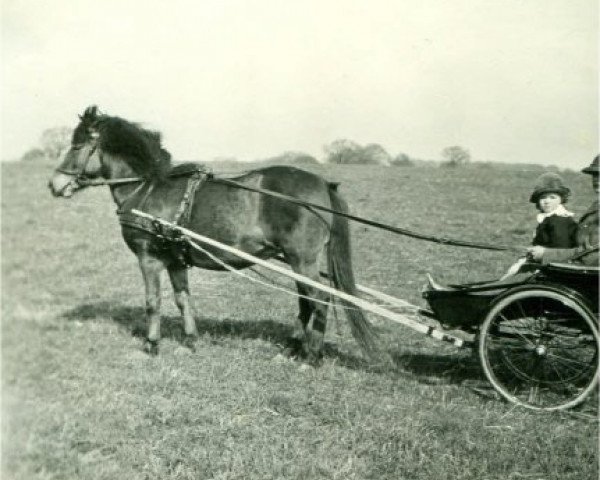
[117,212,160,237]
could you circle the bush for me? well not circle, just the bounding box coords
[265,151,319,165]
[21,148,46,162]
[390,153,414,167]
[323,139,391,165]
[40,127,72,161]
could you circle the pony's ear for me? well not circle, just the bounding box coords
[82,105,99,120]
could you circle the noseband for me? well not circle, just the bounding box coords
[56,140,143,189]
[55,141,99,189]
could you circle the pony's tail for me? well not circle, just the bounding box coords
[326,185,383,361]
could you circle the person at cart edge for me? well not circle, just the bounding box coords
[427,155,599,292]
[526,155,599,267]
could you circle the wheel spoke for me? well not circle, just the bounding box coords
[497,311,536,346]
[547,358,566,385]
[543,354,585,386]
[479,288,599,411]
[545,352,594,367]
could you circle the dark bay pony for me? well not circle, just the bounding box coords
[49,106,379,362]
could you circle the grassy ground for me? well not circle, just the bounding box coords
[2,160,597,479]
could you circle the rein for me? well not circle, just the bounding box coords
[71,165,519,253]
[68,155,522,253]
[77,177,144,187]
[209,177,521,253]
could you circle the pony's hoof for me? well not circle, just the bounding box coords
[284,337,303,357]
[183,335,197,353]
[145,340,159,356]
[307,351,324,368]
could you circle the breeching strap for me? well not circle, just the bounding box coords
[209,177,521,253]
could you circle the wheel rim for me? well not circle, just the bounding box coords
[479,288,599,411]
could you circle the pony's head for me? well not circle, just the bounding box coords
[48,106,103,197]
[48,106,172,198]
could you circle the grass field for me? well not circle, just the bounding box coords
[2,160,598,479]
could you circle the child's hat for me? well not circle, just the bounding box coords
[581,155,599,175]
[529,172,570,203]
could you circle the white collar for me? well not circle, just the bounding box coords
[536,204,574,223]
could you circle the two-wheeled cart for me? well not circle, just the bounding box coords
[133,209,599,412]
[423,262,598,411]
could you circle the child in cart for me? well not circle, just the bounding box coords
[501,172,577,278]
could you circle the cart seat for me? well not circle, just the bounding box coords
[422,272,536,330]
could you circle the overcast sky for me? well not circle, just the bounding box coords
[2,0,598,168]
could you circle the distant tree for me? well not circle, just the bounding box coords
[269,151,319,165]
[21,148,46,162]
[324,139,391,165]
[441,145,471,167]
[390,152,414,167]
[40,126,72,161]
[361,143,392,165]
[324,139,363,164]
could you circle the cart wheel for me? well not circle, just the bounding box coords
[479,287,599,411]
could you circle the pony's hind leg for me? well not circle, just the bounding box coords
[138,253,164,355]
[286,283,313,355]
[288,257,330,364]
[168,265,198,351]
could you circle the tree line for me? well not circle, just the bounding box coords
[21,126,471,168]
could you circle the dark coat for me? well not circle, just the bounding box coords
[541,200,599,266]
[532,215,578,248]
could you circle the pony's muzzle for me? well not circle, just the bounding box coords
[48,173,76,198]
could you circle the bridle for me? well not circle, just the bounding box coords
[54,135,150,211]
[54,133,207,217]
[55,140,97,183]
[56,137,143,190]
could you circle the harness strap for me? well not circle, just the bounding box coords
[117,168,208,266]
[172,171,206,227]
[118,212,159,236]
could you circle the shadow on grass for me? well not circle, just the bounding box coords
[60,301,373,368]
[60,301,487,385]
[391,349,486,386]
[61,300,295,344]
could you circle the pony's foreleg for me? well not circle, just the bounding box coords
[167,265,198,351]
[138,254,164,355]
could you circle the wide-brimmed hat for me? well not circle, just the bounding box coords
[529,172,570,203]
[582,155,599,175]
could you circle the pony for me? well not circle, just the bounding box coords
[48,106,379,362]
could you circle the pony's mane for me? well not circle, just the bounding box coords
[78,107,172,179]
[98,116,172,179]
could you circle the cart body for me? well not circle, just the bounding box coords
[423,263,599,411]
